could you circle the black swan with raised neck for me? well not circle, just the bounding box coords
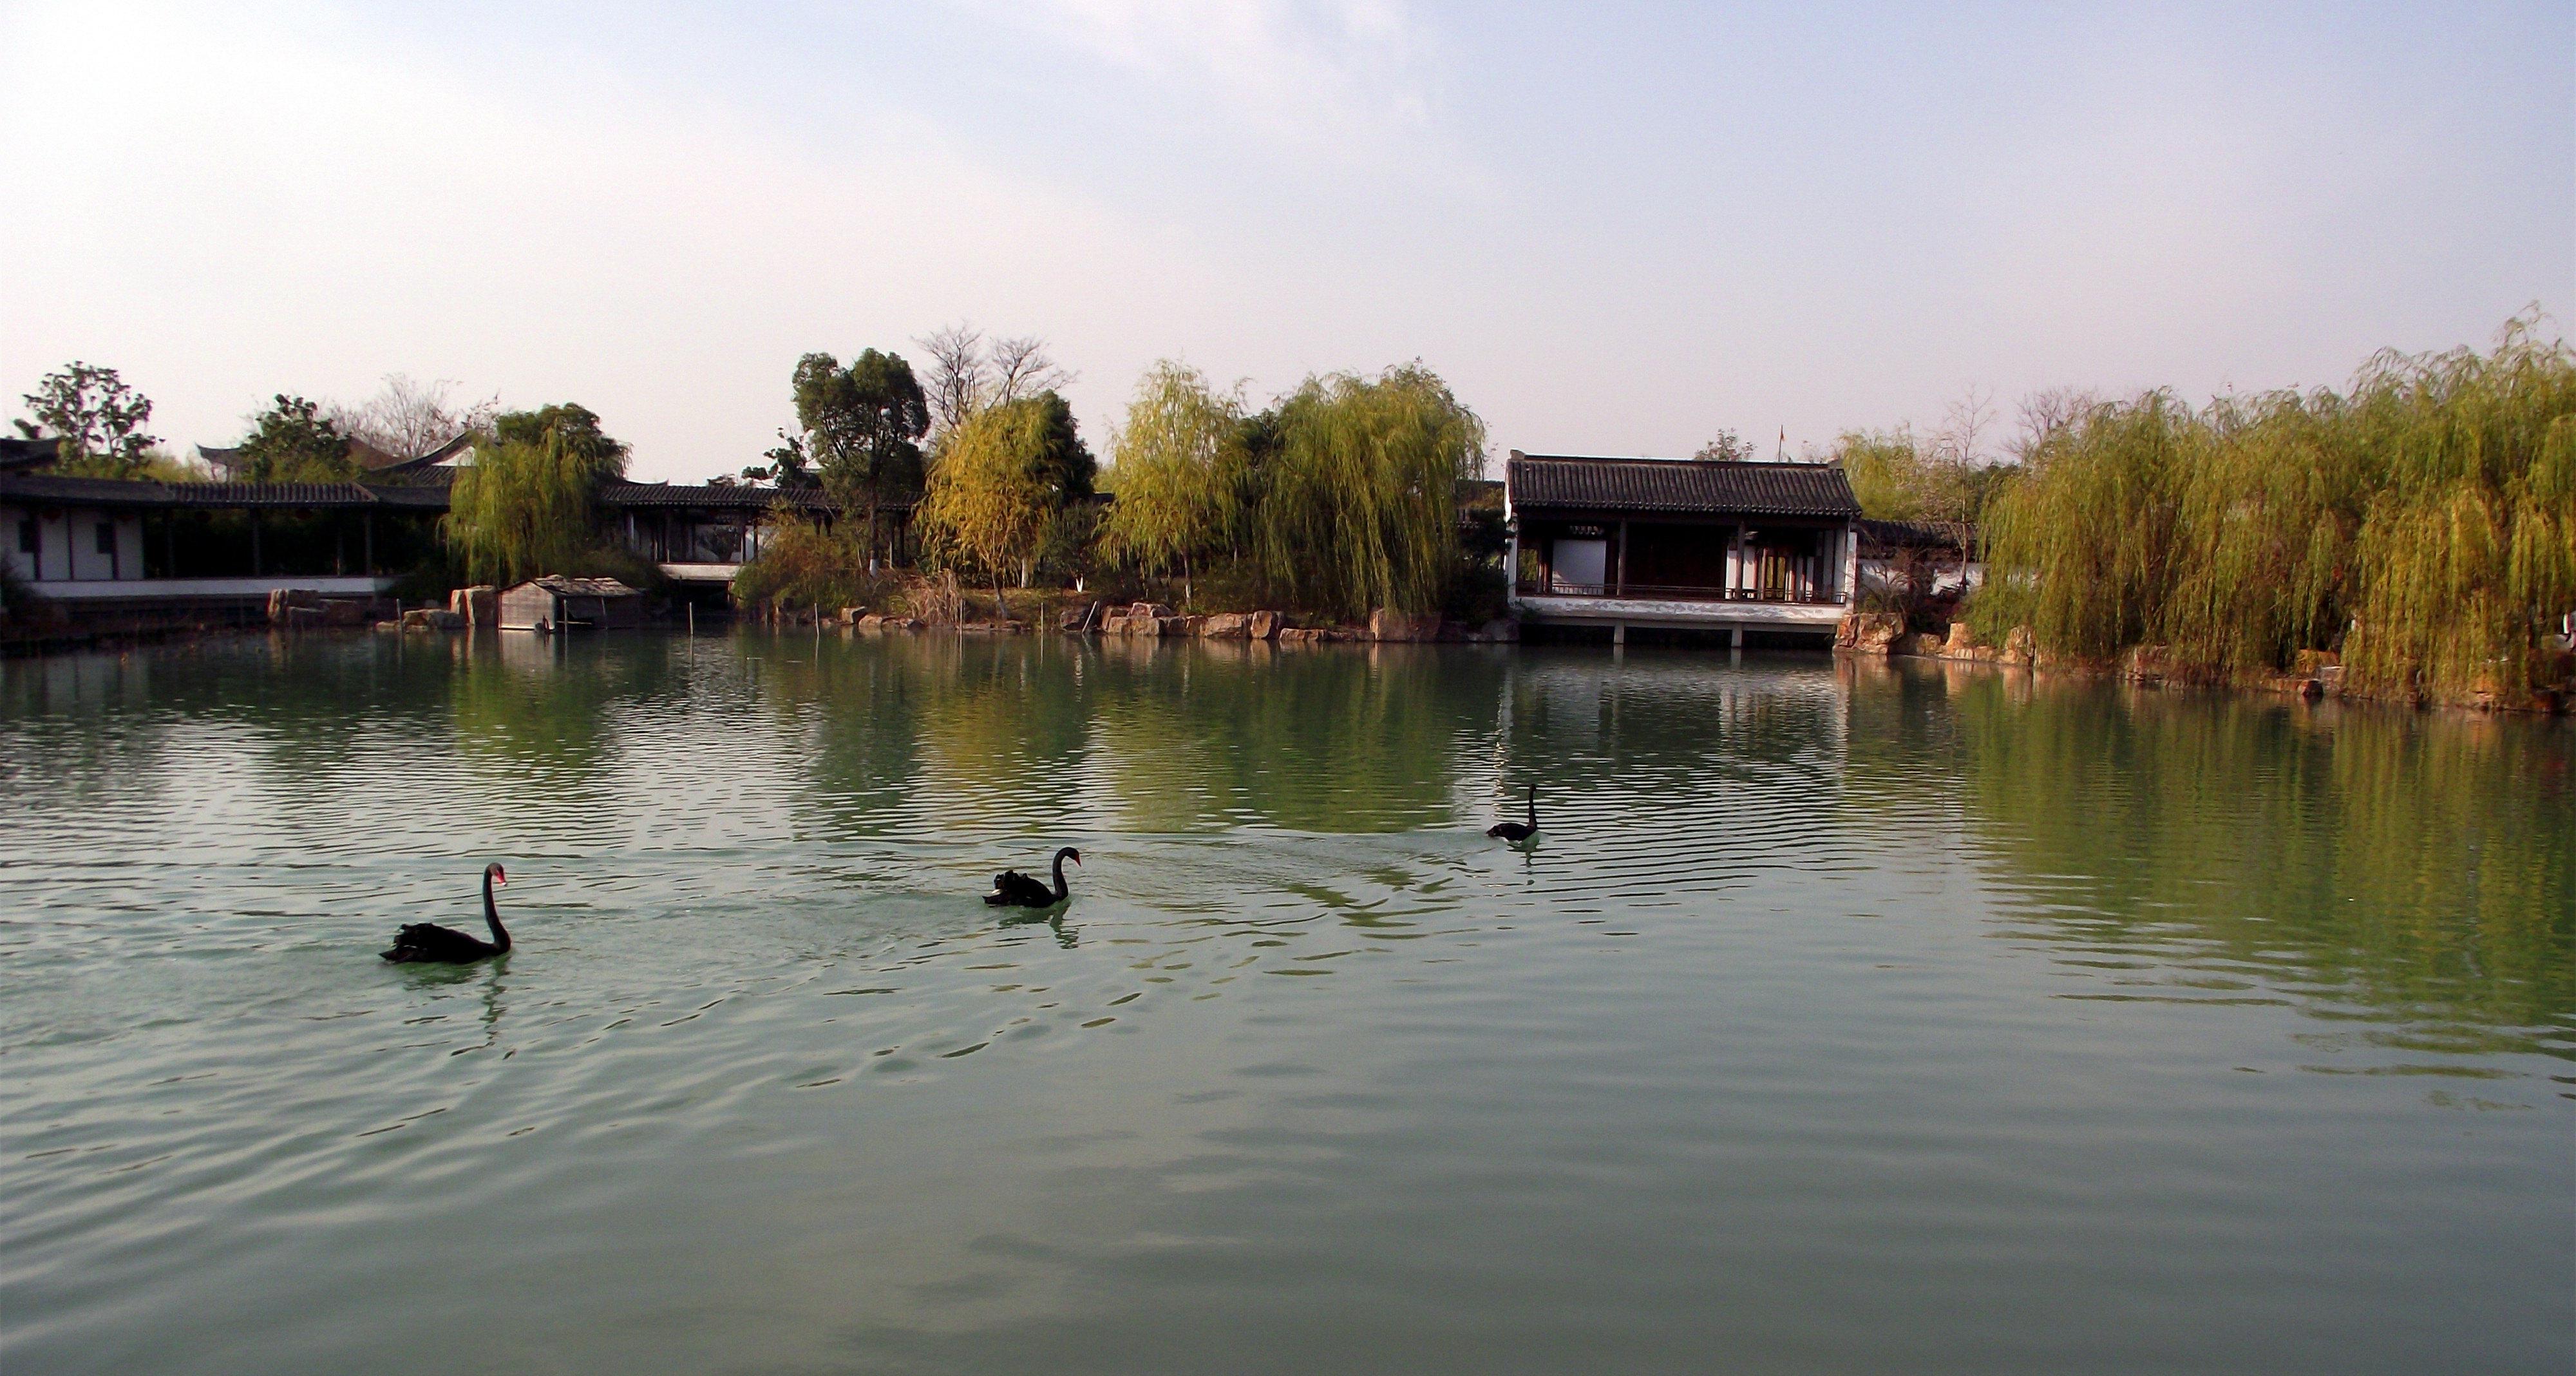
[987,848,1080,908]
[1488,785,1539,843]
[382,863,513,963]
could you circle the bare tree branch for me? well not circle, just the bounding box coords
[916,323,989,435]
[331,374,498,459]
[989,334,1075,408]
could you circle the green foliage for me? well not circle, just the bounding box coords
[442,406,631,586]
[1256,364,1486,618]
[732,513,877,611]
[489,404,627,483]
[1971,316,2576,699]
[916,395,1084,598]
[238,395,356,483]
[1099,361,1245,600]
[1832,428,1930,519]
[795,350,929,555]
[1828,426,2011,523]
[1089,361,1486,616]
[19,362,158,478]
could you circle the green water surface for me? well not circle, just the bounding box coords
[3,631,2569,1373]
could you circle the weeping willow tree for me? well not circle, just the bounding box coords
[1097,361,1247,605]
[1973,317,2576,700]
[914,398,1055,608]
[2338,331,2576,697]
[1257,364,1486,618]
[441,405,630,586]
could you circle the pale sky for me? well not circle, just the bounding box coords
[3,0,2568,483]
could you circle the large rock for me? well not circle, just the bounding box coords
[1368,608,1435,642]
[1127,602,1176,620]
[1278,627,1329,644]
[2003,626,2036,665]
[1838,613,1903,653]
[1247,611,1281,640]
[268,588,323,625]
[1480,618,1520,644]
[1200,612,1254,638]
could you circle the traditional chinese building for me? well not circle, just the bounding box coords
[1504,452,1862,645]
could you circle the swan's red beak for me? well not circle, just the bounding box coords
[495,867,508,886]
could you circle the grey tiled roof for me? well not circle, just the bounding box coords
[1507,454,1860,517]
[0,474,450,510]
[520,575,640,597]
[1855,518,1977,553]
[596,482,864,512]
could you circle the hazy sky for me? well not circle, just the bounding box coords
[3,1,2568,482]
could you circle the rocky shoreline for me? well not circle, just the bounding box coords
[1833,611,2572,715]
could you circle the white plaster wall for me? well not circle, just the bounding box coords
[9,508,147,580]
[64,512,144,580]
[3,501,31,580]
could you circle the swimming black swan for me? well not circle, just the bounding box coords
[987,848,1080,908]
[1488,785,1539,843]
[382,863,513,963]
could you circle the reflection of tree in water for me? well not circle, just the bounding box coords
[449,633,678,778]
[1502,652,1846,784]
[6,636,504,827]
[791,636,929,834]
[908,636,1093,831]
[1904,665,2573,1040]
[1094,642,1488,834]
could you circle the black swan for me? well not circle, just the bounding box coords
[987,848,1080,908]
[382,863,513,963]
[1488,785,1539,843]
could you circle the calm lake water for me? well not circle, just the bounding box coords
[3,631,2569,1374]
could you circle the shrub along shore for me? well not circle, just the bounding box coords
[1964,323,2572,711]
[1819,319,2573,712]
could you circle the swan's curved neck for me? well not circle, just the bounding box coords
[1049,850,1071,900]
[484,870,512,951]
[1527,787,1537,827]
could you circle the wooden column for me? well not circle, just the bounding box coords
[1615,520,1629,596]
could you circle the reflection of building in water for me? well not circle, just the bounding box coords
[3,649,153,714]
[1473,653,1852,825]
[1504,452,1862,647]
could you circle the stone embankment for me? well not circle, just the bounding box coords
[1072,602,1516,644]
[1834,612,2571,714]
